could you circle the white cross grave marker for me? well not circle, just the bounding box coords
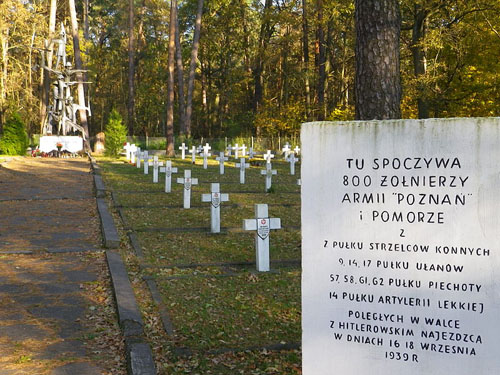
[150,156,164,183]
[189,146,197,163]
[216,152,228,174]
[248,147,256,159]
[294,145,300,155]
[178,143,187,159]
[226,144,232,157]
[124,142,132,160]
[243,204,281,272]
[143,152,152,175]
[240,144,247,157]
[201,183,229,233]
[282,142,291,159]
[176,170,198,208]
[202,143,212,169]
[261,162,277,191]
[235,157,250,184]
[264,150,275,164]
[130,145,138,165]
[233,143,239,159]
[160,160,178,193]
[136,150,143,168]
[287,152,299,175]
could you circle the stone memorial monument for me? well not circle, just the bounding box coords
[301,118,500,375]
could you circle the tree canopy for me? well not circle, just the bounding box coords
[1,0,499,138]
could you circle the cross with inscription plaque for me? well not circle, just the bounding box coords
[159,160,178,193]
[149,156,164,183]
[287,152,299,175]
[178,143,187,159]
[235,157,250,184]
[261,163,277,191]
[243,204,281,272]
[215,152,228,174]
[201,183,229,233]
[176,169,198,209]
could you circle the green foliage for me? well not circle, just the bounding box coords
[0,113,29,155]
[104,110,127,157]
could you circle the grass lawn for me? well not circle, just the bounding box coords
[98,154,302,374]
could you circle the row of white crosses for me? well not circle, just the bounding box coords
[128,151,282,272]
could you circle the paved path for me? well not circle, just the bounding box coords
[0,158,124,375]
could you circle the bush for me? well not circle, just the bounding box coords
[0,113,29,155]
[104,109,127,157]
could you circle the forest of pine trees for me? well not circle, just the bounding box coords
[1,0,499,140]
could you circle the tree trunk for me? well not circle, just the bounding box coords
[68,0,90,145]
[302,0,311,118]
[253,0,273,116]
[316,0,326,120]
[411,4,429,119]
[354,0,401,120]
[185,0,204,137]
[175,5,186,134]
[40,0,57,133]
[128,0,136,134]
[165,0,176,156]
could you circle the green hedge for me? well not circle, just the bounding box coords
[0,113,29,155]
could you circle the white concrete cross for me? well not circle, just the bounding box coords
[282,142,291,159]
[261,162,277,191]
[136,149,143,168]
[201,183,229,233]
[189,146,197,163]
[235,157,250,184]
[243,204,281,272]
[149,156,164,183]
[226,144,233,157]
[197,145,203,154]
[287,152,299,175]
[233,143,239,159]
[240,144,247,157]
[215,152,228,174]
[130,145,138,165]
[124,142,132,160]
[294,145,300,155]
[178,143,188,159]
[202,143,212,169]
[160,160,178,193]
[143,152,152,175]
[248,147,256,159]
[264,150,275,164]
[176,169,198,208]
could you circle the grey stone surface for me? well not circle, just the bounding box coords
[0,283,29,294]
[62,269,98,282]
[0,324,49,341]
[35,340,86,360]
[97,198,120,248]
[106,251,143,327]
[49,362,102,375]
[127,342,157,375]
[37,282,81,294]
[94,174,106,198]
[28,305,85,322]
